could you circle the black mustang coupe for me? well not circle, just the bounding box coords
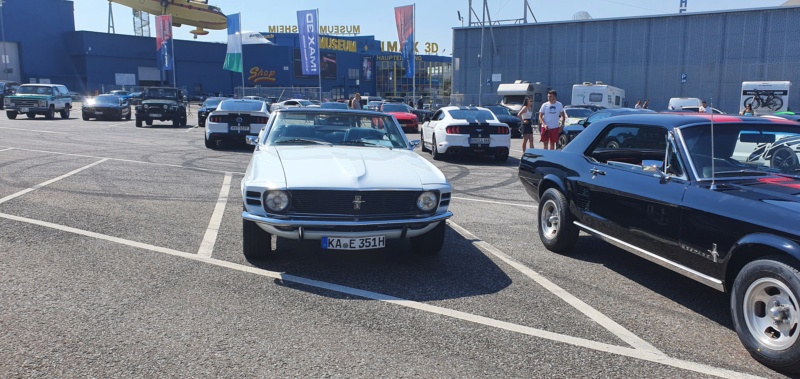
[519,112,800,373]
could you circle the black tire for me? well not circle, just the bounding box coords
[410,221,445,256]
[180,114,187,126]
[731,257,800,374]
[82,114,89,121]
[537,188,578,253]
[558,133,569,149]
[243,219,273,260]
[172,118,180,127]
[431,135,444,161]
[45,105,55,120]
[771,146,798,170]
[135,118,142,127]
[59,107,69,119]
[744,96,761,110]
[26,112,35,119]
[204,134,215,149]
[495,152,509,163]
[145,119,153,126]
[125,110,131,120]
[6,111,17,119]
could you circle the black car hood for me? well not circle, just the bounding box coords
[723,176,800,206]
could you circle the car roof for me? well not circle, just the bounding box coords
[591,112,798,130]
[277,107,385,116]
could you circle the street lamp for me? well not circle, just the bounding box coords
[0,1,7,80]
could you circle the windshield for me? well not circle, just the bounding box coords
[265,111,408,149]
[90,95,122,105]
[381,104,410,113]
[17,85,55,95]
[485,106,512,116]
[320,102,348,109]
[680,122,800,179]
[144,88,177,99]
[217,100,264,112]
[565,108,594,118]
[110,91,128,96]
[503,95,526,105]
[202,98,223,108]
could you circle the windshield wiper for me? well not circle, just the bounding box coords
[338,140,392,149]
[275,138,331,146]
[713,170,770,177]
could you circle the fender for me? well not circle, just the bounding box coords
[724,233,800,284]
[538,173,568,200]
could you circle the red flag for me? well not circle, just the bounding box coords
[155,15,172,51]
[394,5,414,78]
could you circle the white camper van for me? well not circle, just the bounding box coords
[497,80,549,115]
[571,82,625,109]
[741,81,791,114]
[668,97,702,111]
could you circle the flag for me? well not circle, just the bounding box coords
[155,15,173,71]
[394,5,414,78]
[223,13,243,73]
[297,10,319,75]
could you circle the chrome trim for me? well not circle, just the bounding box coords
[574,221,724,291]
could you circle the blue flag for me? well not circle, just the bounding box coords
[297,9,319,76]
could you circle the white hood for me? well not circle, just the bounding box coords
[273,146,446,189]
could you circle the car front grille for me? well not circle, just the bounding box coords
[397,119,415,125]
[286,190,428,217]
[11,99,39,107]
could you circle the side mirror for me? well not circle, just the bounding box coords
[408,139,420,150]
[245,135,259,146]
[577,119,586,126]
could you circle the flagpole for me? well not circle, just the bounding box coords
[317,8,322,103]
[170,15,176,89]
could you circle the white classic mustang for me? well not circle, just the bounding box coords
[241,108,453,259]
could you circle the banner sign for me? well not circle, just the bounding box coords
[297,9,320,75]
[223,13,243,73]
[394,5,414,78]
[155,15,173,71]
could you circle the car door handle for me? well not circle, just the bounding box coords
[590,168,606,176]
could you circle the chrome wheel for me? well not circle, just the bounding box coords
[539,199,560,240]
[743,277,800,350]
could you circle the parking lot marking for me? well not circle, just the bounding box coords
[0,211,763,378]
[452,196,537,208]
[0,146,244,175]
[0,158,108,205]
[0,126,66,134]
[197,173,232,258]
[0,148,12,153]
[447,220,663,355]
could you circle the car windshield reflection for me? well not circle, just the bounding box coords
[265,111,407,149]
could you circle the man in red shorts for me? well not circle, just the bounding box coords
[538,90,567,150]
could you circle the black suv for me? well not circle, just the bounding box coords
[135,87,187,127]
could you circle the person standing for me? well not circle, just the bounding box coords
[642,99,649,109]
[517,97,535,152]
[352,93,362,109]
[741,103,755,116]
[417,96,424,110]
[538,90,566,150]
[634,99,642,109]
[700,100,712,113]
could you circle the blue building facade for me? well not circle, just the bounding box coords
[10,0,452,101]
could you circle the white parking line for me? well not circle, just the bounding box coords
[197,173,232,258]
[0,146,244,175]
[452,196,537,208]
[449,220,662,354]
[0,158,108,205]
[0,210,763,378]
[0,126,67,134]
[0,148,12,153]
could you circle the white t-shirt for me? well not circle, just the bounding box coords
[539,101,564,129]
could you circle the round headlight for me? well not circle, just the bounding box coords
[143,104,149,109]
[416,191,438,212]
[264,190,290,212]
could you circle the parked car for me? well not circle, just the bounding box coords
[563,105,596,126]
[81,94,131,121]
[4,83,72,119]
[484,105,522,138]
[364,100,383,110]
[0,80,20,109]
[197,97,226,127]
[270,98,316,112]
[129,92,142,105]
[420,106,511,162]
[558,107,655,149]
[135,87,187,127]
[204,98,270,149]
[240,107,452,259]
[679,105,726,114]
[379,102,419,133]
[319,101,348,109]
[519,112,800,374]
[107,90,132,102]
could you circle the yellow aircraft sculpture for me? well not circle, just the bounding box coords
[109,0,226,37]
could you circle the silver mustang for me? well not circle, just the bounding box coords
[241,108,453,259]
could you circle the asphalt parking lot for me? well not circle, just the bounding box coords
[0,110,786,378]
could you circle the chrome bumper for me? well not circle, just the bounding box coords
[242,211,453,239]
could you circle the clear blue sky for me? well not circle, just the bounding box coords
[74,0,786,54]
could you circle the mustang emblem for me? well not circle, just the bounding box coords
[236,117,243,126]
[352,195,366,210]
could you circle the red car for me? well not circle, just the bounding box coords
[380,103,419,133]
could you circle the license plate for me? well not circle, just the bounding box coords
[321,235,386,250]
[230,125,250,131]
[95,111,103,115]
[470,137,491,144]
[20,107,28,113]
[150,113,162,117]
